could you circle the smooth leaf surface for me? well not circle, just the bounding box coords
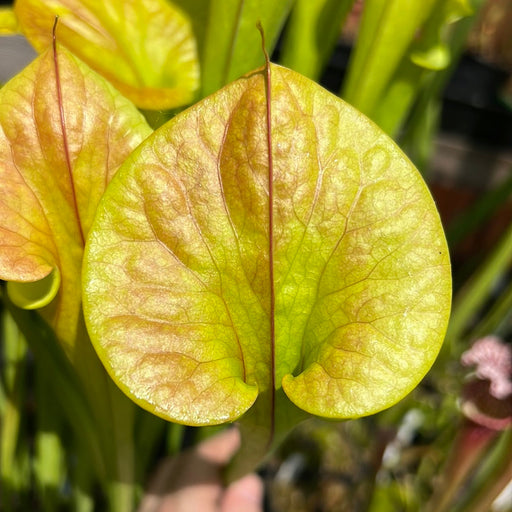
[0,42,151,359]
[84,63,451,429]
[14,0,199,109]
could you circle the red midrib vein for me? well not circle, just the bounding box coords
[260,26,276,446]
[52,17,86,248]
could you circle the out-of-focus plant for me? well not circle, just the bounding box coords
[426,336,512,512]
[1,0,510,510]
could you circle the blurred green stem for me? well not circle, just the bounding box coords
[167,422,186,456]
[446,219,512,354]
[34,372,66,512]
[371,59,428,136]
[425,420,500,512]
[73,444,95,512]
[105,379,136,512]
[456,429,512,512]
[342,0,437,116]
[470,279,512,340]
[0,305,29,509]
[4,300,107,483]
[280,0,355,80]
[5,298,139,512]
[134,409,167,487]
[446,172,512,250]
[400,0,486,170]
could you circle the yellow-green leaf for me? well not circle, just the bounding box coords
[0,42,151,358]
[83,64,451,429]
[14,0,199,109]
[0,7,20,35]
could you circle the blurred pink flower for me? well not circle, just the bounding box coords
[460,335,512,430]
[461,335,512,399]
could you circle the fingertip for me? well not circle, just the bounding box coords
[221,473,264,512]
[197,427,241,464]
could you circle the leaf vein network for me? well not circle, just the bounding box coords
[144,179,247,380]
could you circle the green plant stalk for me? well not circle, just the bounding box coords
[59,315,138,512]
[224,390,309,482]
[74,489,94,512]
[76,342,137,512]
[340,0,387,105]
[4,301,107,484]
[105,379,136,512]
[470,280,512,340]
[399,77,442,172]
[71,317,139,512]
[7,299,139,512]
[369,0,474,137]
[341,0,437,116]
[0,305,30,509]
[279,0,355,81]
[134,409,167,485]
[0,396,25,509]
[200,0,294,96]
[108,481,135,512]
[371,59,428,136]
[447,218,512,354]
[455,429,512,512]
[425,420,500,512]
[34,432,65,512]
[34,369,66,512]
[166,422,186,456]
[0,304,24,391]
[447,172,512,249]
[399,0,486,171]
[73,444,95,512]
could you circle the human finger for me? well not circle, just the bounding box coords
[221,473,264,512]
